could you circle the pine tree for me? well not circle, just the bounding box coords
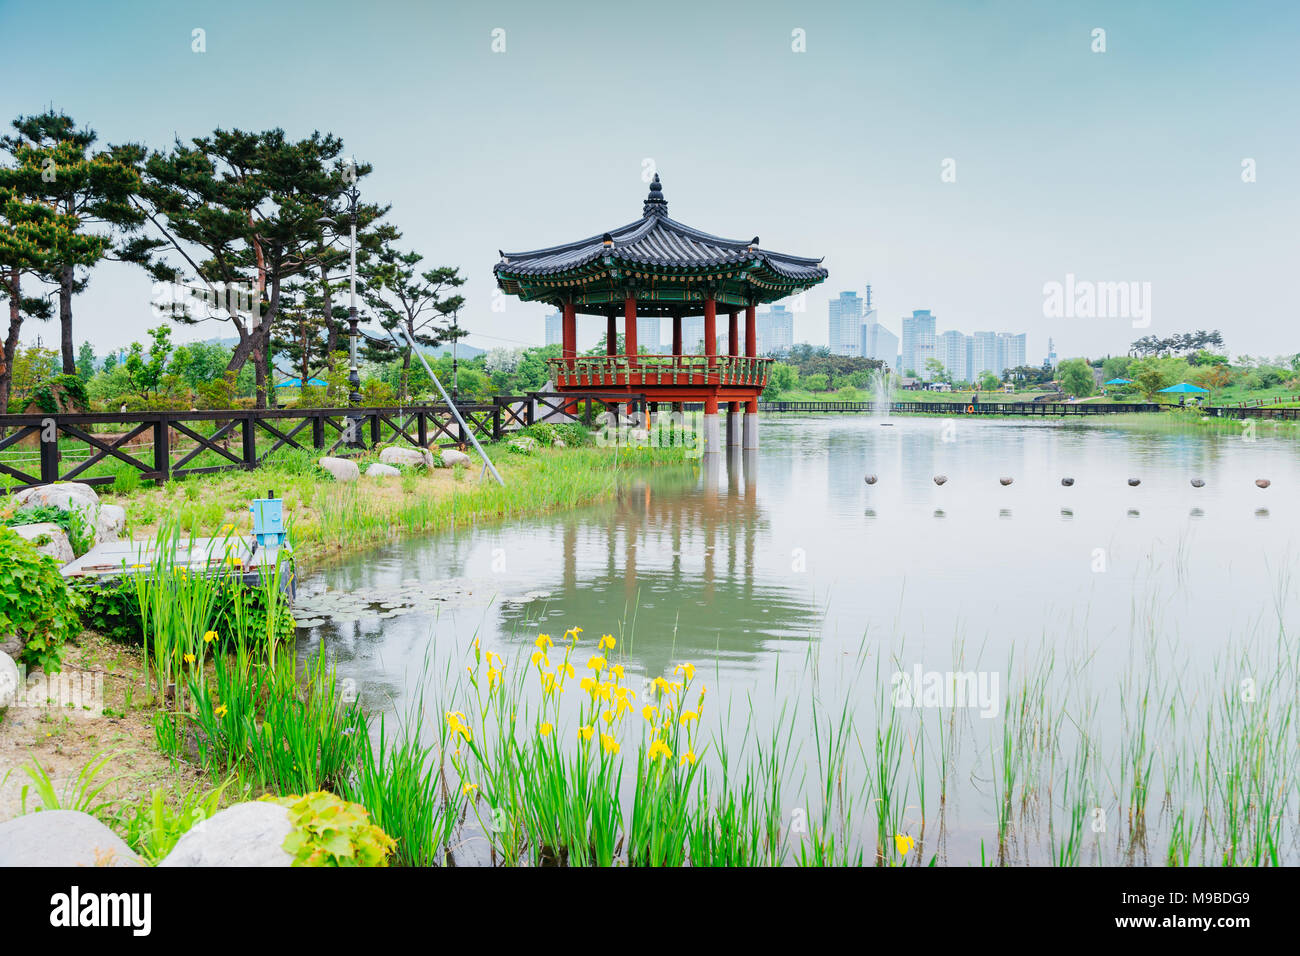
[1,111,146,374]
[361,226,465,394]
[129,129,385,407]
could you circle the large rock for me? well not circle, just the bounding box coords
[93,503,126,544]
[440,448,471,468]
[159,801,294,867]
[11,522,74,565]
[10,483,123,548]
[365,462,400,478]
[318,456,359,483]
[12,482,99,511]
[379,446,433,468]
[0,810,141,867]
[0,650,18,711]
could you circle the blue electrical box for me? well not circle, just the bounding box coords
[250,493,288,549]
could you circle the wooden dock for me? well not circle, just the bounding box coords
[60,535,295,598]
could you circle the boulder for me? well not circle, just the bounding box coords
[9,484,124,548]
[0,650,18,711]
[318,456,359,483]
[0,810,142,867]
[93,503,126,543]
[159,801,294,867]
[12,481,99,511]
[365,463,400,478]
[508,436,539,454]
[440,448,471,468]
[379,446,433,468]
[11,522,74,565]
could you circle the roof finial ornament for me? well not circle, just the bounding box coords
[643,173,668,218]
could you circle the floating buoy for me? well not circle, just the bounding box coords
[1190,478,1205,488]
[934,475,948,486]
[864,474,878,485]
[1128,478,1141,487]
[1061,477,1074,487]
[999,477,1014,486]
[1256,479,1271,488]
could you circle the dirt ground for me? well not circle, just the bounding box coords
[0,633,203,823]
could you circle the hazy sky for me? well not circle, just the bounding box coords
[3,0,1297,363]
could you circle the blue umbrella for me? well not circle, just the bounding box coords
[276,377,327,388]
[1158,383,1208,394]
[1103,377,1133,385]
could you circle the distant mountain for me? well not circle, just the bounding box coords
[425,342,486,360]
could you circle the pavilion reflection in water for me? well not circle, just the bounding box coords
[496,448,822,675]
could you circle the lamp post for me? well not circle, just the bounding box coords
[317,174,363,447]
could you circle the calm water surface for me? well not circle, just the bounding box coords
[298,415,1300,863]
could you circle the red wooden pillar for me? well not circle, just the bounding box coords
[745,305,757,357]
[728,311,739,356]
[606,312,617,356]
[562,301,576,362]
[624,294,638,364]
[704,296,717,369]
[672,313,683,356]
[561,300,578,413]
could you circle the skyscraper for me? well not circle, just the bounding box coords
[970,331,998,378]
[939,330,969,382]
[997,332,1027,373]
[544,311,563,346]
[637,316,662,353]
[860,318,899,367]
[758,304,794,355]
[901,310,938,379]
[681,315,705,353]
[828,291,864,356]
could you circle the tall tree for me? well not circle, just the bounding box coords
[1,111,145,373]
[127,130,383,407]
[360,226,464,391]
[0,180,80,411]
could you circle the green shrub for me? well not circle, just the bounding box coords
[554,422,592,447]
[5,504,95,557]
[262,790,395,867]
[0,526,83,672]
[523,422,557,445]
[77,580,143,642]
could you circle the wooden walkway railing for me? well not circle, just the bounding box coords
[0,393,640,492]
[759,401,1161,415]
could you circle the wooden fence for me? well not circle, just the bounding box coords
[0,392,641,492]
[758,400,1162,415]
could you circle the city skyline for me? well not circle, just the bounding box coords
[2,1,1295,363]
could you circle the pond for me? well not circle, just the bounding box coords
[296,415,1300,865]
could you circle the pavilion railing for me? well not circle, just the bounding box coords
[547,354,771,389]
